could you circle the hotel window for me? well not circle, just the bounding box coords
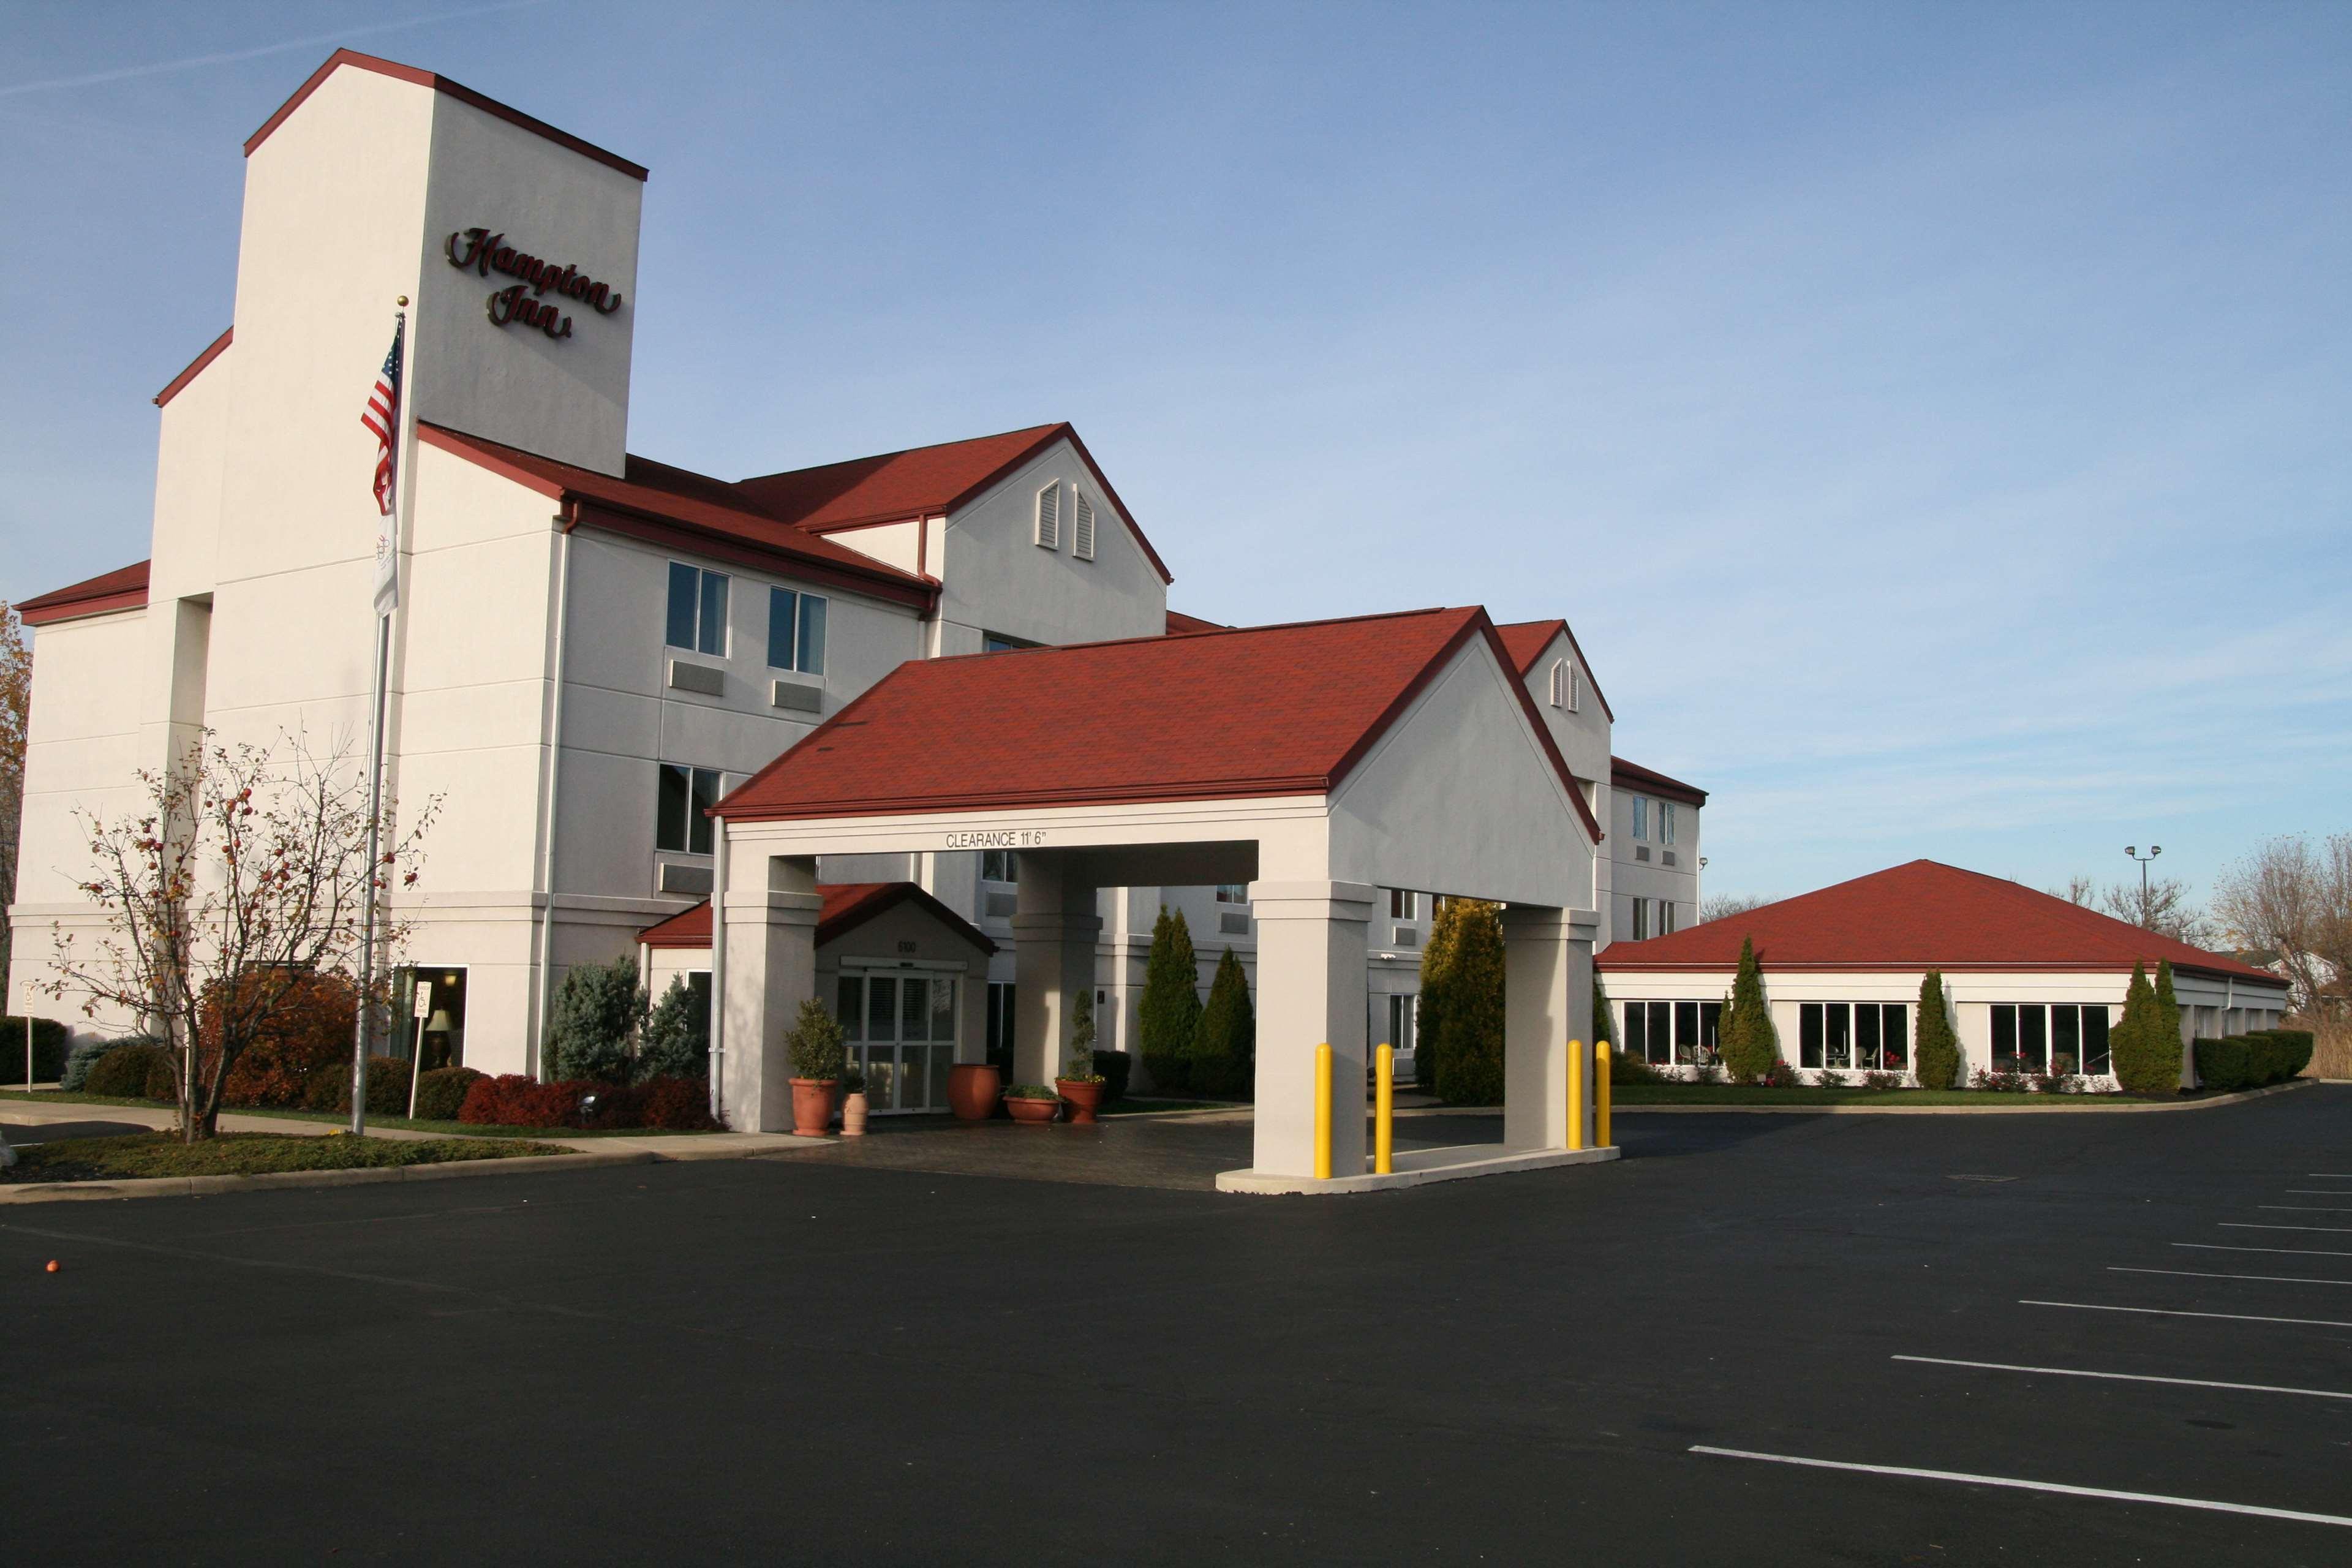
[655,763,722,855]
[1630,898,1648,941]
[1215,884,1249,904]
[1035,482,1060,549]
[666,563,728,657]
[1990,1004,2111,1076]
[1660,802,1676,846]
[1630,794,1649,842]
[766,587,828,676]
[1389,888,1418,921]
[1622,1000,1722,1066]
[1657,900,1676,936]
[1072,491,1096,560]
[980,851,1017,884]
[1798,1003,1910,1072]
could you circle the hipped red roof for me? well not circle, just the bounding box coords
[714,606,1601,840]
[733,423,1172,584]
[638,883,995,954]
[420,423,938,608]
[1597,859,2286,985]
[17,560,151,625]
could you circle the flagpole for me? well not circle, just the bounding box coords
[350,300,407,1135]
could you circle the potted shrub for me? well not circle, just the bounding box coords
[1003,1084,1061,1125]
[784,997,845,1137]
[1055,991,1107,1125]
[840,1066,870,1136]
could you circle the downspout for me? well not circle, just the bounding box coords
[708,811,727,1124]
[532,503,579,1078]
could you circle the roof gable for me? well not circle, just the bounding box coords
[1597,859,2284,985]
[715,606,1594,836]
[639,884,994,954]
[1493,617,1615,722]
[734,424,1173,584]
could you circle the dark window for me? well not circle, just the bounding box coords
[656,763,721,854]
[668,563,728,655]
[2082,1006,2111,1076]
[767,587,796,670]
[1673,1001,1700,1064]
[1623,1003,1646,1063]
[1856,1002,1880,1069]
[1700,1001,1723,1056]
[1825,1002,1851,1068]
[1642,1001,1671,1065]
[1880,1004,1907,1069]
[797,594,826,675]
[1992,1004,2018,1072]
[985,982,1016,1076]
[1800,1002,1824,1068]
[2019,1005,2048,1071]
[2054,1004,2081,1074]
[666,562,698,649]
[981,851,1016,883]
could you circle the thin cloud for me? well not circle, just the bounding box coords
[0,1,548,99]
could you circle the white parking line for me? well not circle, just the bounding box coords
[2178,1243,2352,1259]
[2022,1298,2352,1329]
[1890,1354,2352,1401]
[2261,1205,2352,1213]
[2284,1190,2352,1196]
[2225,1223,2352,1234]
[2111,1266,2351,1287]
[1688,1446,2352,1528]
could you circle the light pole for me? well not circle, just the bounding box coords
[2124,844,2161,926]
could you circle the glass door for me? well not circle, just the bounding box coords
[837,971,959,1113]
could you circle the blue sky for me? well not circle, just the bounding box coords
[3,2,2346,910]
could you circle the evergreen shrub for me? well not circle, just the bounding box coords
[1717,937,1779,1084]
[1190,948,1256,1099]
[543,957,646,1084]
[2110,962,2181,1096]
[638,976,710,1082]
[1419,899,1505,1105]
[413,1066,487,1122]
[1913,972,1961,1090]
[1138,908,1203,1094]
[85,1042,173,1100]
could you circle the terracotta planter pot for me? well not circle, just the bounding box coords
[1004,1095,1060,1125]
[1055,1078,1104,1125]
[948,1062,1003,1121]
[841,1090,870,1136]
[790,1077,838,1137]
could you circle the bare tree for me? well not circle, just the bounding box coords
[2212,834,2351,1019]
[0,601,28,984]
[2052,874,2097,907]
[2094,875,2214,946]
[1701,892,1777,924]
[40,731,437,1140]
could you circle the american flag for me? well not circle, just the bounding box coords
[360,320,404,516]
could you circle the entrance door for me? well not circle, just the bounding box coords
[837,971,959,1113]
[396,966,469,1070]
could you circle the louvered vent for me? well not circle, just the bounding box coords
[1035,483,1060,549]
[1218,910,1250,936]
[1663,850,1678,867]
[983,891,1018,919]
[1393,925,1420,948]
[1072,492,1096,559]
[1634,845,1652,862]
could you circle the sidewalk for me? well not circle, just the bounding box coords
[0,1095,832,1161]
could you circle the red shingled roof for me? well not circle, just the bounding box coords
[714,606,1601,840]
[638,884,995,954]
[1492,617,1615,722]
[17,560,151,626]
[733,423,1172,584]
[419,423,938,608]
[1597,859,2285,986]
[1611,755,1706,808]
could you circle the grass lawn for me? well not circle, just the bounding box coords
[2,1131,572,1183]
[0,1088,714,1139]
[1607,1081,2277,1107]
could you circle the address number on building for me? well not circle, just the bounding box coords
[943,829,1046,850]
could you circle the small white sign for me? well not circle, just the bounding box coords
[412,982,434,1020]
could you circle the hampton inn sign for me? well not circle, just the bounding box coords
[445,225,624,340]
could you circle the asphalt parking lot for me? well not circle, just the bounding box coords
[3,1087,2346,1564]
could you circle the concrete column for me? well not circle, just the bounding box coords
[1011,853,1100,1087]
[1249,881,1374,1178]
[720,853,821,1133]
[1502,905,1598,1151]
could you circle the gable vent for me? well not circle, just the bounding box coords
[1035,482,1060,549]
[1072,492,1096,560]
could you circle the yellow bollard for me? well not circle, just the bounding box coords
[1594,1035,1613,1148]
[1314,1042,1333,1180]
[1375,1043,1395,1175]
[1566,1037,1585,1151]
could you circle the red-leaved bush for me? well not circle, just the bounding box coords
[216,971,361,1107]
[458,1074,714,1131]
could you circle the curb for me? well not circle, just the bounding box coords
[0,1148,657,1205]
[1610,1079,2316,1116]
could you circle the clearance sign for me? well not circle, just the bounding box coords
[444,227,624,341]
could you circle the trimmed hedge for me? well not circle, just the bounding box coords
[61,1035,146,1092]
[457,1073,714,1131]
[413,1065,487,1122]
[2192,1031,2314,1091]
[0,1017,69,1085]
[300,1056,413,1117]
[85,1042,175,1100]
[1091,1048,1133,1106]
